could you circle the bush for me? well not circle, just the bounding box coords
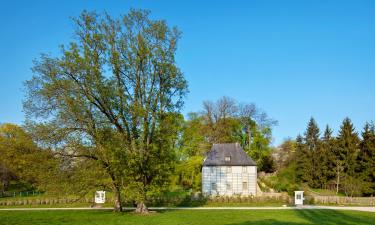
[265,163,300,195]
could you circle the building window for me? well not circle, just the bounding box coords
[226,166,232,173]
[224,156,231,162]
[210,167,214,173]
[242,182,248,191]
[296,194,301,200]
[211,183,217,191]
[242,166,247,173]
[226,182,231,191]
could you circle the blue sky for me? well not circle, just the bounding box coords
[1,0,374,145]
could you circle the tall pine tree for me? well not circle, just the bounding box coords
[295,134,310,183]
[319,125,336,188]
[336,118,362,196]
[304,118,320,188]
[337,118,360,176]
[357,122,375,195]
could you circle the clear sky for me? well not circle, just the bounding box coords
[1,0,374,145]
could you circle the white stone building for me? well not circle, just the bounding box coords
[202,143,257,196]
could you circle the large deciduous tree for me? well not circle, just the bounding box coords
[24,9,187,213]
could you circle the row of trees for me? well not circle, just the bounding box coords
[276,118,375,197]
[1,96,277,208]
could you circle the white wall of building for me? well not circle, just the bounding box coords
[202,166,257,196]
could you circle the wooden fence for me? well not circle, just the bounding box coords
[0,197,95,206]
[0,191,43,198]
[4,194,374,206]
[0,195,290,207]
[307,196,375,206]
[206,194,290,203]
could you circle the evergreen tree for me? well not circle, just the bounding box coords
[305,118,320,151]
[322,125,333,142]
[319,125,336,188]
[357,122,375,195]
[336,118,363,196]
[304,118,320,187]
[295,134,310,184]
[337,118,360,177]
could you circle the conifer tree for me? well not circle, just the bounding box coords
[304,118,320,187]
[337,118,360,177]
[319,125,336,188]
[357,122,375,195]
[336,118,363,196]
[295,134,310,184]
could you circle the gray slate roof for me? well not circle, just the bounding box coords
[203,143,256,166]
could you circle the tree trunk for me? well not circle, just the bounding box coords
[336,162,340,194]
[113,185,122,212]
[135,201,149,214]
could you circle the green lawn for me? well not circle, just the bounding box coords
[309,188,346,196]
[0,209,374,225]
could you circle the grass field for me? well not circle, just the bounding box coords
[1,209,374,225]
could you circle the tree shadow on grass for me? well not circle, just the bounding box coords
[227,219,303,225]
[294,209,375,225]
[226,209,375,225]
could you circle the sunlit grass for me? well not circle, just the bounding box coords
[0,209,374,225]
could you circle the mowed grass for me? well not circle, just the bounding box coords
[1,209,375,225]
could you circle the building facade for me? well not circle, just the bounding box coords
[202,143,257,196]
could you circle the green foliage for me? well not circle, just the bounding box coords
[23,9,188,212]
[172,97,277,192]
[0,124,58,193]
[295,134,310,184]
[357,122,375,195]
[273,138,296,170]
[173,156,203,191]
[178,113,210,158]
[283,117,375,197]
[246,126,275,173]
[267,163,299,195]
[180,96,277,170]
[337,118,360,177]
[304,118,321,188]
[318,125,336,188]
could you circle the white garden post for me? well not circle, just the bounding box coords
[294,191,304,206]
[95,191,106,204]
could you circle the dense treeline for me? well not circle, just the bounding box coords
[1,96,277,197]
[276,118,375,197]
[0,124,58,195]
[0,123,108,197]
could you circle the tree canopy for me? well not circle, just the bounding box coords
[24,9,187,212]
